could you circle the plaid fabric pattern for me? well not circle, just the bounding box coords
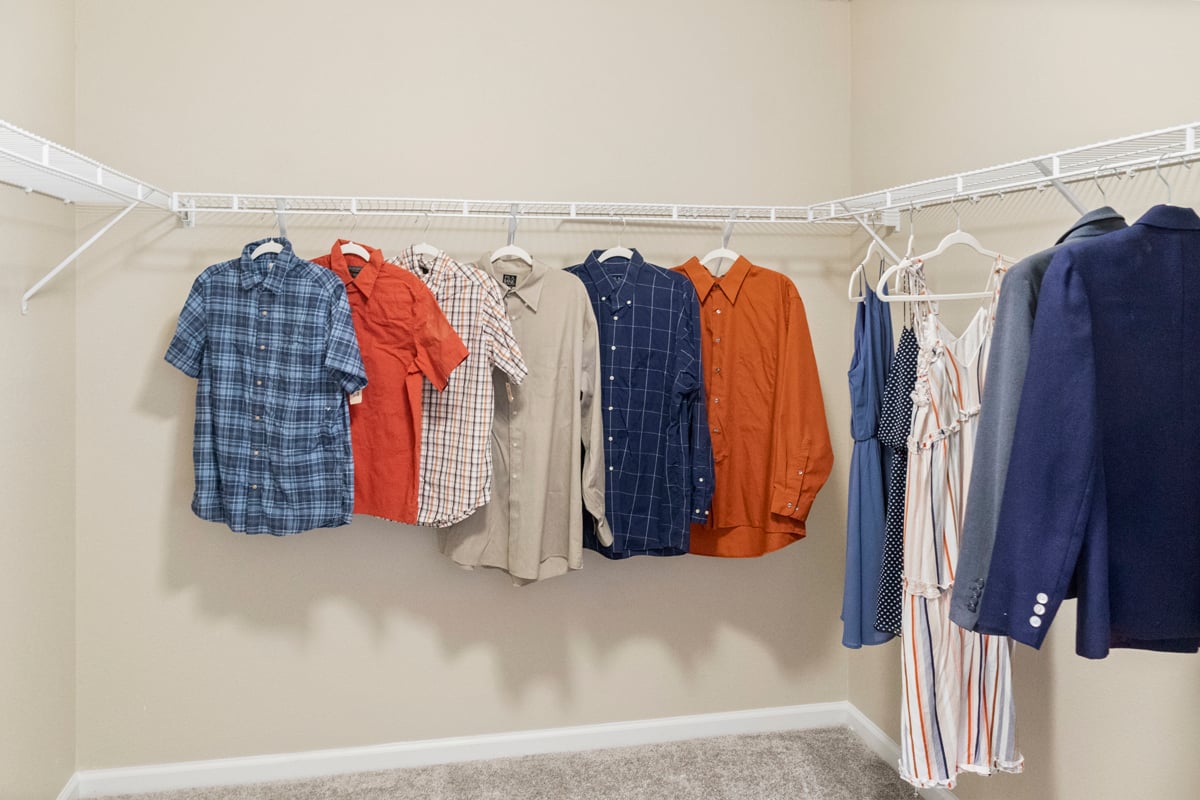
[165,237,367,535]
[391,248,528,527]
[566,250,714,558]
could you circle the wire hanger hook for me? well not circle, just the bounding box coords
[1093,167,1107,203]
[949,196,961,232]
[1155,154,1173,204]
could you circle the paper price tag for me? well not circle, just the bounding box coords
[349,389,363,405]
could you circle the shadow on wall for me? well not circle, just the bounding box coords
[129,214,857,700]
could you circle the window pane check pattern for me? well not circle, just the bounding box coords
[390,247,528,527]
[567,250,713,558]
[165,238,367,535]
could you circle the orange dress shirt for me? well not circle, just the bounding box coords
[312,241,467,523]
[674,257,833,556]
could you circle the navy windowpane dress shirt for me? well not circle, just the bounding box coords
[165,238,368,535]
[566,250,714,558]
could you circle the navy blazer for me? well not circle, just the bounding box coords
[974,205,1200,658]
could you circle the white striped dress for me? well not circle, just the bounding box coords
[899,262,1024,789]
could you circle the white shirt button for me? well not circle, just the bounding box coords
[715,337,721,343]
[1036,593,1049,604]
[259,345,265,350]
[798,470,805,476]
[607,406,613,411]
[786,502,794,508]
[601,296,607,301]
[626,300,632,305]
[611,345,616,350]
[608,466,613,471]
[713,397,720,403]
[250,484,258,490]
[261,310,268,316]
[716,309,722,314]
[609,376,615,381]
[698,478,704,483]
[1033,603,1046,615]
[612,315,618,321]
[713,427,720,433]
[608,436,613,442]
[1029,616,1042,628]
[256,379,263,386]
[694,508,700,514]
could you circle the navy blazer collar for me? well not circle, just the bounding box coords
[1135,204,1200,231]
[1056,206,1127,244]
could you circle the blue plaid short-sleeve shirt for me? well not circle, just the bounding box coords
[165,238,368,535]
[566,250,714,558]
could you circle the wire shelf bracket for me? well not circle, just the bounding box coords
[1,118,172,313]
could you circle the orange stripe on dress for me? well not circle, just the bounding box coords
[910,593,934,779]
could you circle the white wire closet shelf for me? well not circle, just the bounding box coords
[4,118,1199,313]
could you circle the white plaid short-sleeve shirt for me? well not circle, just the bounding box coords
[390,247,528,526]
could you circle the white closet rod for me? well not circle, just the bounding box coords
[7,118,1199,313]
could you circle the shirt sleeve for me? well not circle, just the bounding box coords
[164,275,208,378]
[482,281,529,385]
[578,294,612,546]
[324,282,368,395]
[975,254,1103,650]
[674,285,714,522]
[768,282,834,522]
[414,287,469,392]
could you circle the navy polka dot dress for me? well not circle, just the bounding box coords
[874,325,919,636]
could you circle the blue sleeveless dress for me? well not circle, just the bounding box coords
[842,283,894,647]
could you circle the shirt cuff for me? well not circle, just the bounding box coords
[593,514,614,548]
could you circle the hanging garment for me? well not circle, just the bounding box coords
[390,246,528,527]
[976,205,1200,657]
[566,250,712,559]
[873,326,920,636]
[311,241,467,524]
[841,282,894,647]
[439,258,610,582]
[899,265,1023,789]
[950,207,1126,632]
[164,238,367,535]
[673,257,833,557]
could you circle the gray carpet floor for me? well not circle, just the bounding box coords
[103,727,918,800]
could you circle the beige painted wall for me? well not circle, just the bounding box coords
[71,0,856,769]
[0,1,78,798]
[850,2,1200,799]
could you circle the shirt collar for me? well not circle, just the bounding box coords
[324,239,384,298]
[239,237,299,294]
[1055,206,1128,244]
[476,254,546,311]
[1134,204,1200,232]
[677,254,752,303]
[582,248,645,311]
[391,245,452,297]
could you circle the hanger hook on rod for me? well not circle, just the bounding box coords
[1156,154,1173,204]
[949,195,961,231]
[507,203,519,246]
[1094,167,1107,203]
[722,210,736,250]
[905,202,918,259]
[422,211,432,237]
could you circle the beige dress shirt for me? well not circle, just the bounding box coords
[439,258,611,583]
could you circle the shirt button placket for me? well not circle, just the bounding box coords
[249,290,271,527]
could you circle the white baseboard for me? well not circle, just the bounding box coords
[70,701,957,799]
[55,772,80,800]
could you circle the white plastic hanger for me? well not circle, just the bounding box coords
[490,211,533,266]
[847,240,878,303]
[339,240,372,261]
[410,214,442,261]
[875,199,1004,303]
[597,217,634,262]
[699,216,739,276]
[249,239,284,259]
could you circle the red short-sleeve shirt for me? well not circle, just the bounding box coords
[311,241,468,523]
